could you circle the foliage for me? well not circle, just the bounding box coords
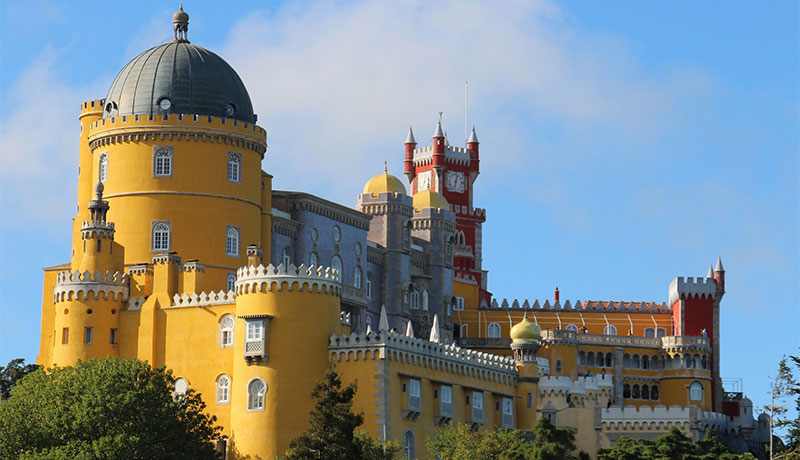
[766,351,800,460]
[597,427,756,460]
[284,363,399,460]
[426,417,583,460]
[0,357,220,460]
[0,358,40,400]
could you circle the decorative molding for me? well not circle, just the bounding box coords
[105,191,262,210]
[54,270,128,303]
[169,290,235,308]
[272,215,300,238]
[236,263,341,295]
[669,277,717,306]
[274,191,372,230]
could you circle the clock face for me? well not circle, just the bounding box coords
[445,171,465,193]
[417,171,432,192]
[158,98,172,111]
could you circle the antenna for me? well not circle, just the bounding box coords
[438,112,443,124]
[465,81,469,143]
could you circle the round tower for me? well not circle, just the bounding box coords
[229,261,341,458]
[510,316,542,430]
[52,184,126,366]
[87,7,268,291]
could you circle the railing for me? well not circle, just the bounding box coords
[456,337,511,349]
[408,395,421,413]
[540,330,711,350]
[440,401,453,418]
[341,285,366,307]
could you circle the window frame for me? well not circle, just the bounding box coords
[84,327,93,345]
[454,296,465,311]
[689,381,703,402]
[151,221,171,252]
[487,322,501,339]
[110,328,118,345]
[216,374,231,404]
[227,151,241,183]
[98,152,108,183]
[226,273,237,292]
[403,430,416,460]
[365,273,373,299]
[354,266,363,289]
[247,378,266,411]
[226,226,240,257]
[153,146,173,177]
[219,314,235,348]
[604,324,617,336]
[331,255,343,278]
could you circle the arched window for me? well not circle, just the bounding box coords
[152,222,170,251]
[409,290,419,309]
[227,152,241,182]
[226,273,236,292]
[587,351,595,366]
[632,354,641,369]
[623,383,631,399]
[216,375,231,404]
[365,273,373,299]
[488,322,501,339]
[644,327,655,338]
[282,246,291,267]
[623,353,631,368]
[578,351,585,366]
[98,153,108,182]
[174,378,188,396]
[641,385,649,400]
[684,354,693,368]
[605,353,613,367]
[309,252,318,267]
[642,355,650,369]
[632,384,640,399]
[403,430,416,460]
[354,266,362,289]
[651,385,659,400]
[693,354,701,369]
[689,381,703,402]
[247,378,266,411]
[331,256,342,278]
[153,147,172,177]
[702,355,708,369]
[226,227,240,256]
[218,314,235,348]
[565,324,579,333]
[604,324,617,336]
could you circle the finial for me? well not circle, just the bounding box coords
[467,125,479,143]
[173,4,190,42]
[94,181,104,200]
[378,305,389,331]
[384,161,388,174]
[715,256,725,272]
[433,119,444,138]
[707,265,714,279]
[405,319,415,338]
[405,126,416,144]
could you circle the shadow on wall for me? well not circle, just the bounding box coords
[226,435,261,460]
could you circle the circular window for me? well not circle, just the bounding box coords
[332,226,341,243]
[311,228,318,242]
[158,97,172,111]
[355,242,362,257]
[225,103,236,117]
[87,309,93,315]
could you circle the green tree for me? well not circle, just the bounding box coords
[0,358,40,400]
[0,357,220,460]
[598,427,756,460]
[766,352,800,460]
[284,363,400,460]
[528,416,580,460]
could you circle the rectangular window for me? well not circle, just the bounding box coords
[408,378,421,412]
[527,392,532,408]
[441,385,452,404]
[246,320,264,340]
[440,385,453,418]
[244,318,267,359]
[409,379,420,397]
[454,296,465,311]
[96,239,102,252]
[227,152,241,182]
[153,147,173,177]
[110,328,118,345]
[84,327,93,345]
[62,327,69,345]
[502,397,514,429]
[471,391,484,423]
[366,277,372,299]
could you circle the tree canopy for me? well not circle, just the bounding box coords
[765,350,800,460]
[283,363,399,460]
[597,427,757,460]
[0,357,220,460]
[0,358,40,400]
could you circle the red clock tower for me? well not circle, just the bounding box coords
[404,120,491,306]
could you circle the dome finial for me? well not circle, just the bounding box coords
[384,161,388,174]
[173,4,190,42]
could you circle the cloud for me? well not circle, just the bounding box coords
[219,0,709,203]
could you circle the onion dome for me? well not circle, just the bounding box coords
[363,165,407,196]
[103,7,255,123]
[510,317,541,343]
[412,189,448,212]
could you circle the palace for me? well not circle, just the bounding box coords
[36,8,770,460]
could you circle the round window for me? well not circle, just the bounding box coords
[225,103,236,117]
[158,97,172,111]
[311,228,318,242]
[332,226,341,243]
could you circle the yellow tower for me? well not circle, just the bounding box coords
[510,316,542,430]
[229,259,342,458]
[52,183,126,366]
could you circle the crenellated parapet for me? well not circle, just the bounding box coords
[54,270,128,302]
[329,330,518,385]
[669,276,717,305]
[80,220,115,239]
[452,205,486,219]
[87,113,267,156]
[487,298,670,313]
[169,290,235,308]
[126,296,147,310]
[236,263,340,295]
[540,330,711,352]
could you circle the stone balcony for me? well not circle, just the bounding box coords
[341,284,367,307]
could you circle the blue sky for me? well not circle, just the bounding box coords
[1,0,797,418]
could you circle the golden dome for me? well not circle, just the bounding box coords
[412,189,449,212]
[363,169,407,196]
[510,317,541,343]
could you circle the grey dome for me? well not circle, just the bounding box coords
[104,41,255,123]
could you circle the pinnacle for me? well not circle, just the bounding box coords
[715,256,725,272]
[433,120,444,138]
[405,126,416,144]
[467,125,479,143]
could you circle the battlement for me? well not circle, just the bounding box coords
[126,297,147,311]
[540,330,711,351]
[80,221,115,239]
[87,113,267,156]
[169,290,235,308]
[181,261,205,272]
[539,374,614,395]
[452,205,486,219]
[485,298,670,313]
[54,270,128,303]
[669,276,717,305]
[412,145,473,167]
[80,99,105,117]
[328,330,517,384]
[236,263,340,295]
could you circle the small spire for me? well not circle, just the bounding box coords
[172,4,190,42]
[467,125,479,143]
[378,305,389,331]
[366,322,373,334]
[405,319,415,338]
[707,265,714,279]
[384,161,388,174]
[405,126,416,144]
[715,256,725,272]
[429,314,440,343]
[433,120,444,138]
